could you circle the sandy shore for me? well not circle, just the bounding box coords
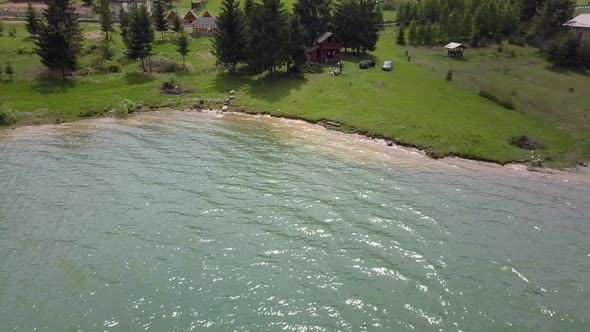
[1,109,589,185]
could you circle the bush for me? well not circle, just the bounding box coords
[16,46,35,55]
[510,135,546,150]
[446,69,453,81]
[0,107,17,125]
[479,89,515,110]
[150,59,184,73]
[114,99,137,117]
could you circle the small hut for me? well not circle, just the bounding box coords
[184,9,199,24]
[444,42,466,57]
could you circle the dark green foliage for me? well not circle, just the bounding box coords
[172,12,183,36]
[154,0,168,40]
[479,89,515,110]
[119,8,130,44]
[248,0,290,75]
[124,4,155,72]
[26,3,40,36]
[5,63,13,80]
[293,0,332,45]
[510,135,545,150]
[35,0,83,80]
[332,0,381,52]
[9,27,17,37]
[213,0,246,74]
[98,0,114,59]
[0,106,17,126]
[547,33,590,68]
[288,12,307,71]
[446,68,452,81]
[528,0,575,41]
[396,26,406,45]
[177,33,190,69]
[407,19,418,45]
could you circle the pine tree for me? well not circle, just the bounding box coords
[249,0,289,75]
[35,0,83,80]
[154,0,168,40]
[213,0,246,74]
[470,21,480,47]
[332,0,356,52]
[408,19,418,45]
[125,4,155,72]
[5,62,14,80]
[172,12,183,37]
[98,0,114,60]
[396,26,406,45]
[120,7,130,44]
[293,0,332,45]
[288,12,307,71]
[26,3,40,36]
[177,32,190,69]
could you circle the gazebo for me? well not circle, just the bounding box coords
[444,42,466,57]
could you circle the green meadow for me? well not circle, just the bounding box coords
[0,14,589,167]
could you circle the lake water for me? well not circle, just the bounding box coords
[1,111,589,331]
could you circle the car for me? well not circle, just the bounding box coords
[382,60,393,71]
[359,60,376,69]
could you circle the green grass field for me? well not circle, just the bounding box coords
[0,19,589,167]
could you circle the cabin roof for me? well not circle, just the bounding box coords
[444,42,465,49]
[185,9,198,18]
[564,14,590,28]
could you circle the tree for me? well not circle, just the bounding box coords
[248,0,290,75]
[35,0,83,80]
[26,3,40,36]
[0,20,3,37]
[177,32,190,69]
[125,4,155,72]
[172,12,183,37]
[408,19,418,45]
[528,0,575,40]
[98,0,114,60]
[5,62,13,80]
[213,0,246,74]
[293,0,332,45]
[288,12,307,71]
[120,7,130,44]
[333,0,380,52]
[396,26,406,45]
[154,0,168,40]
[470,20,480,47]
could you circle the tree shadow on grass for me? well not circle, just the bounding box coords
[341,51,378,62]
[546,66,590,77]
[31,79,76,94]
[125,72,156,85]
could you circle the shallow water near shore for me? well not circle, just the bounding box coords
[1,111,589,331]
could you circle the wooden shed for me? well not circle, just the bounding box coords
[184,9,198,24]
[306,32,343,64]
[444,42,466,57]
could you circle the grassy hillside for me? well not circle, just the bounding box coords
[0,20,588,167]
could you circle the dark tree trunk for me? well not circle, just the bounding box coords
[141,57,146,72]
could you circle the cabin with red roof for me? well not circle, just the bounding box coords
[307,32,343,64]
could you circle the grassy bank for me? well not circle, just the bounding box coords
[0,21,589,167]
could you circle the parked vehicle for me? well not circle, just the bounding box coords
[359,60,376,69]
[382,60,393,71]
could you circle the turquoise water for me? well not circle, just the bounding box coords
[0,112,589,331]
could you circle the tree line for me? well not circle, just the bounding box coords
[213,0,383,75]
[395,0,575,47]
[21,0,190,79]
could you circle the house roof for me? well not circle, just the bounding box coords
[202,10,216,18]
[185,9,198,18]
[192,15,217,27]
[306,45,320,53]
[315,32,339,44]
[564,14,590,28]
[444,42,465,49]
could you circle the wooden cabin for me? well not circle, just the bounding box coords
[191,10,217,36]
[564,14,590,41]
[306,32,343,64]
[166,10,179,25]
[444,42,466,57]
[184,9,198,24]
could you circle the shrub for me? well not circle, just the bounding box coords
[446,69,453,81]
[114,99,137,117]
[0,107,17,125]
[510,135,546,150]
[479,89,515,110]
[150,59,184,73]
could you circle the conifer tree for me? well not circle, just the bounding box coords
[125,4,155,72]
[120,7,130,44]
[249,0,289,75]
[26,3,40,36]
[5,62,13,80]
[213,0,246,74]
[35,0,83,80]
[177,32,190,69]
[154,0,168,40]
[172,12,183,37]
[408,19,418,45]
[98,0,114,60]
[288,12,307,71]
[396,26,406,45]
[293,0,332,45]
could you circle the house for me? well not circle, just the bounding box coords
[110,0,152,18]
[191,10,217,36]
[166,9,179,25]
[306,32,343,64]
[564,13,590,41]
[444,42,466,57]
[184,9,198,24]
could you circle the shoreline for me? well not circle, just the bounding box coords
[2,108,589,181]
